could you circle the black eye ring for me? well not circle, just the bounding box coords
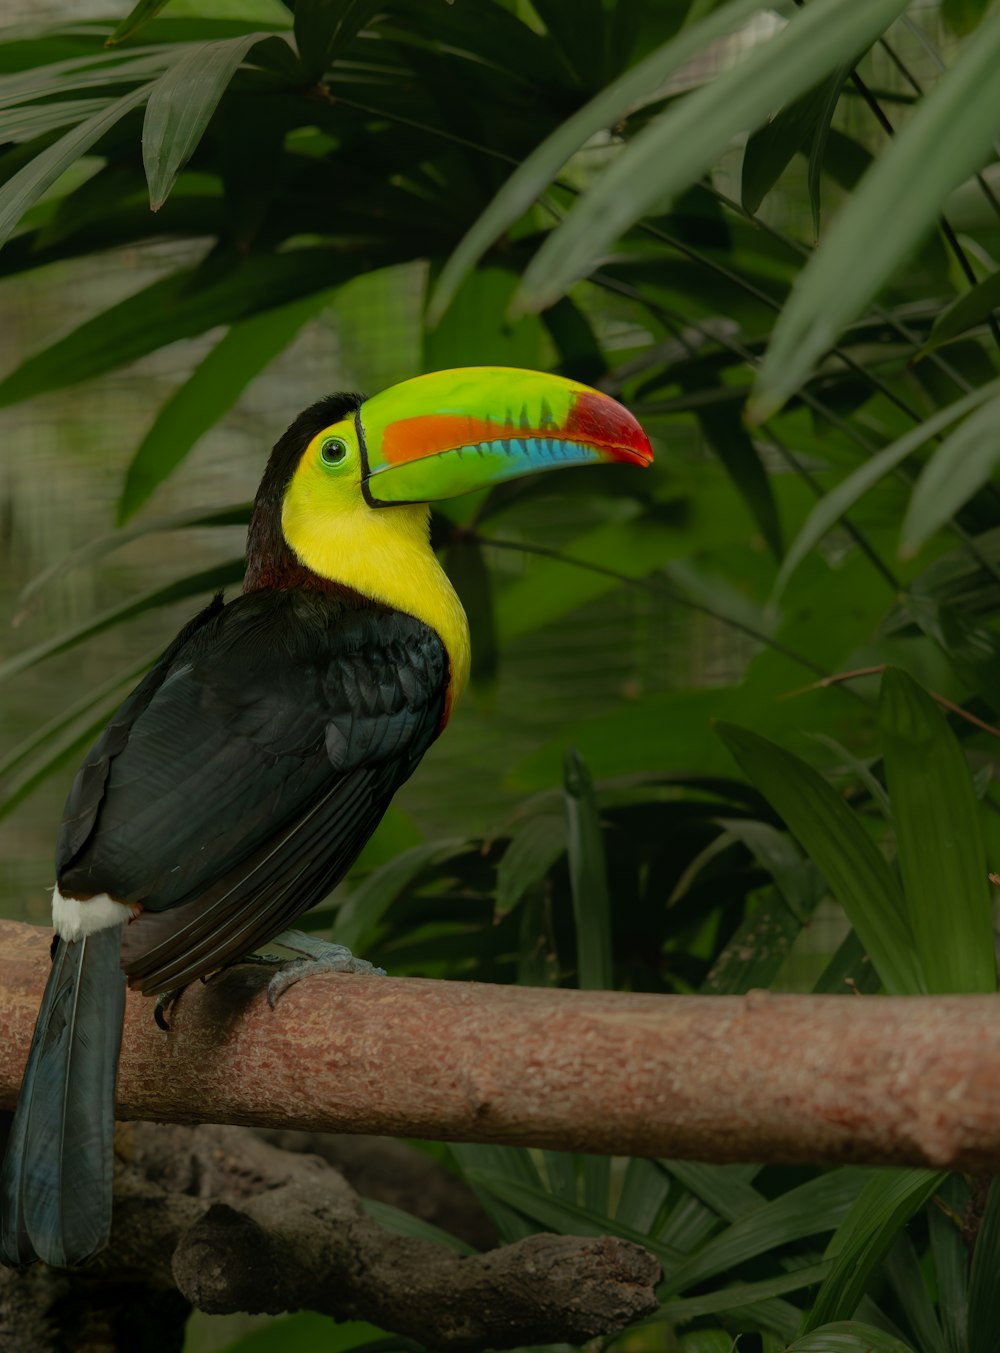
[320,437,348,466]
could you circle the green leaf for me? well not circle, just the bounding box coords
[660,1160,765,1224]
[677,1333,736,1353]
[884,1231,946,1353]
[804,1170,945,1330]
[360,1199,475,1254]
[696,403,782,559]
[878,668,995,993]
[807,62,852,237]
[741,78,836,216]
[1,98,116,145]
[424,266,544,372]
[495,808,566,919]
[0,82,151,252]
[0,561,245,688]
[512,0,909,316]
[293,0,383,83]
[966,1179,1000,1353]
[700,885,809,994]
[0,248,381,406]
[458,1167,682,1267]
[0,706,120,824]
[929,1176,969,1353]
[331,839,468,952]
[942,0,993,36]
[213,1313,411,1353]
[813,929,881,996]
[772,378,1000,602]
[118,290,331,521]
[143,33,270,210]
[900,391,1000,559]
[449,1144,547,1244]
[564,747,613,990]
[786,1322,919,1353]
[664,1169,866,1296]
[105,0,174,47]
[540,295,607,385]
[926,269,1000,350]
[752,6,1000,420]
[614,1157,671,1232]
[661,1262,831,1324]
[900,591,1000,710]
[17,505,249,607]
[426,0,779,326]
[0,653,154,822]
[717,724,925,995]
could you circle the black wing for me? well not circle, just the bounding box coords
[56,587,447,994]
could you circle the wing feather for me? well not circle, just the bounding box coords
[57,587,447,991]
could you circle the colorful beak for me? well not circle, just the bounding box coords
[357,366,652,506]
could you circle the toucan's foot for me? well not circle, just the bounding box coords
[263,929,386,1009]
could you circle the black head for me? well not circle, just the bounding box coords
[244,393,365,592]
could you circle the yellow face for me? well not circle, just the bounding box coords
[280,419,472,713]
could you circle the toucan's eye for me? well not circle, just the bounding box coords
[319,437,349,467]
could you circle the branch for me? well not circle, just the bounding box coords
[0,1121,659,1351]
[2,921,1000,1170]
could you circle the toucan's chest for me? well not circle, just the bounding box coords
[276,488,471,718]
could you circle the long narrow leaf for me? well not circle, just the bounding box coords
[331,840,468,952]
[459,1168,683,1268]
[753,7,1000,419]
[106,0,174,47]
[929,1176,969,1353]
[658,1262,831,1324]
[664,1170,867,1296]
[118,290,332,521]
[878,668,995,993]
[804,1170,945,1330]
[0,82,151,251]
[900,391,1000,558]
[786,1323,918,1353]
[425,0,785,326]
[884,1231,946,1353]
[0,560,245,688]
[717,724,924,994]
[142,32,269,209]
[0,248,381,406]
[772,379,1000,602]
[18,505,249,607]
[926,269,1000,350]
[512,0,910,315]
[966,1179,1000,1353]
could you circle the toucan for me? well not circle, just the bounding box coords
[0,365,652,1268]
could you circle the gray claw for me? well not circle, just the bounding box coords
[266,946,386,1009]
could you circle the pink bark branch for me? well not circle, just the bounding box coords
[1,920,998,1169]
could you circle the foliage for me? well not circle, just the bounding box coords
[1,0,1000,1350]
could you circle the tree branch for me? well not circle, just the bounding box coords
[0,1121,660,1352]
[2,921,1000,1170]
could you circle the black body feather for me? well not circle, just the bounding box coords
[1,579,448,1267]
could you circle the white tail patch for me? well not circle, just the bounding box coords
[52,887,128,941]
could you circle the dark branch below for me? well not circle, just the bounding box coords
[0,1121,660,1353]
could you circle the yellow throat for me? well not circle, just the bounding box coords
[281,453,471,719]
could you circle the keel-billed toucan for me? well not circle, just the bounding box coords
[0,366,652,1268]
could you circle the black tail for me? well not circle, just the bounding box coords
[1,926,126,1266]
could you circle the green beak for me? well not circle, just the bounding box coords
[357,366,652,506]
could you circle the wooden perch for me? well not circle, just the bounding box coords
[2,920,1000,1170]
